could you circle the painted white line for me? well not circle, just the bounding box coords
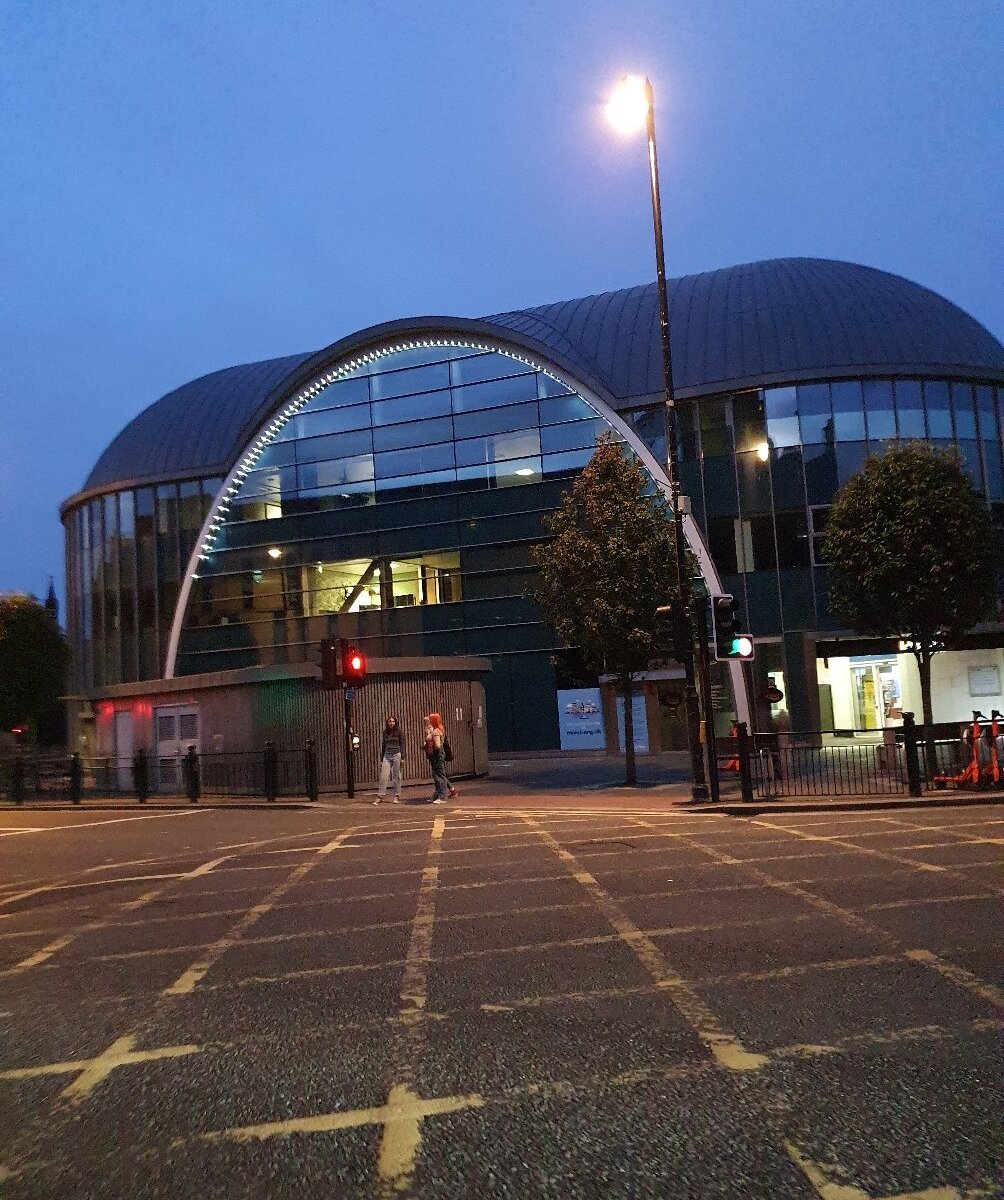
[0,873,187,910]
[0,810,205,835]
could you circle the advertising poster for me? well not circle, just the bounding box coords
[557,688,606,750]
[616,692,650,754]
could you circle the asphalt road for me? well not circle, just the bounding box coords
[0,801,1001,1199]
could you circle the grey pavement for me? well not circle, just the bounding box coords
[0,802,1001,1198]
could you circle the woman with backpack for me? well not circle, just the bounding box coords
[423,712,458,804]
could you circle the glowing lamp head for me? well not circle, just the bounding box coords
[732,635,755,659]
[606,74,650,135]
[267,547,282,560]
[755,442,770,463]
[349,654,363,672]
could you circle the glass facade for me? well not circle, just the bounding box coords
[679,377,1004,640]
[64,355,1003,748]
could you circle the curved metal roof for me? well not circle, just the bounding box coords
[74,258,1003,505]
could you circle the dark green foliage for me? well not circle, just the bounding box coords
[0,594,69,745]
[822,443,999,757]
[531,436,681,783]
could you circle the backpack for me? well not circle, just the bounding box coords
[443,735,454,763]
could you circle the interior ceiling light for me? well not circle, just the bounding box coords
[267,547,282,559]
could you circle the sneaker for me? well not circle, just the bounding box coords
[373,799,382,806]
[392,796,401,804]
[432,798,446,804]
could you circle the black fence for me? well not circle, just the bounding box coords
[715,712,1004,801]
[0,742,320,805]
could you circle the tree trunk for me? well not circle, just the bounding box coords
[622,677,637,787]
[916,646,937,781]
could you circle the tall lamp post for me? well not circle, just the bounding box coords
[606,74,709,801]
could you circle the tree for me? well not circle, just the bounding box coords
[821,443,999,773]
[0,593,69,747]
[531,435,682,786]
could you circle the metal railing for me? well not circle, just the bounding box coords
[0,741,320,805]
[715,711,1004,801]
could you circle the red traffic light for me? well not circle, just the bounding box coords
[341,642,367,686]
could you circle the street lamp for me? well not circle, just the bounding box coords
[606,73,709,801]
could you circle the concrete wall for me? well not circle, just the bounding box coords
[898,646,1004,724]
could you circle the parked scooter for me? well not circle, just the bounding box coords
[933,710,1002,789]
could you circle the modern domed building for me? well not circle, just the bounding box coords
[61,258,1004,781]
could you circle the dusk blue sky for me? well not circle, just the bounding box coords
[2,1,1001,608]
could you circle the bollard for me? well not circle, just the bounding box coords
[304,739,318,803]
[263,741,278,803]
[68,753,83,805]
[133,748,149,804]
[10,755,25,806]
[183,746,201,804]
[902,712,922,798]
[736,721,755,805]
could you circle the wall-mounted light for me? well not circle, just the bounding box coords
[267,547,282,560]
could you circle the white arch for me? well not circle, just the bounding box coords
[165,337,751,728]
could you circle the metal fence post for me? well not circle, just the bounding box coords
[263,741,278,803]
[68,753,83,805]
[902,711,923,797]
[736,721,754,804]
[134,749,149,804]
[183,746,200,804]
[304,739,318,803]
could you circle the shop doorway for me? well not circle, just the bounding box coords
[850,657,903,730]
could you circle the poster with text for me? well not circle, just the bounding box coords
[616,692,650,754]
[557,688,606,750]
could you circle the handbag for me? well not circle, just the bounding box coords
[443,735,454,763]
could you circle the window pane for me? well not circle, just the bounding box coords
[862,380,895,439]
[542,448,592,476]
[386,552,462,606]
[450,353,529,386]
[540,420,599,455]
[767,417,800,448]
[308,376,370,409]
[538,394,595,425]
[831,381,866,440]
[254,439,297,469]
[373,415,452,452]
[452,373,539,413]
[538,373,572,398]
[894,380,925,438]
[374,443,455,480]
[699,398,734,456]
[951,383,977,440]
[732,391,767,455]
[765,387,797,420]
[370,361,450,400]
[924,381,952,438]
[492,456,543,487]
[775,510,810,569]
[976,386,998,440]
[296,428,373,465]
[371,389,452,426]
[452,400,539,440]
[797,383,832,444]
[836,441,868,485]
[300,454,375,489]
[456,429,540,468]
[284,403,371,441]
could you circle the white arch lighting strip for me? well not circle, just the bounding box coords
[165,335,751,726]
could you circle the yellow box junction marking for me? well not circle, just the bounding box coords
[520,814,768,1072]
[163,831,358,996]
[0,1035,199,1104]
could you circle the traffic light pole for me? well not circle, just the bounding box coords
[343,684,355,800]
[645,80,708,802]
[694,597,721,805]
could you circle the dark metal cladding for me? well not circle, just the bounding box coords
[77,258,1004,499]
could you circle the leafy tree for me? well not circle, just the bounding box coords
[531,435,682,786]
[821,443,999,773]
[0,593,69,747]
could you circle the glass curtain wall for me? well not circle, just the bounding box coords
[678,378,1003,638]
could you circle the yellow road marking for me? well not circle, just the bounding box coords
[188,1087,483,1148]
[904,949,1004,1009]
[783,1136,986,1199]
[376,816,445,1196]
[0,1035,200,1103]
[522,815,767,1072]
[632,816,1003,1018]
[162,829,359,995]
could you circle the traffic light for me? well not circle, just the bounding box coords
[320,640,340,688]
[711,595,754,661]
[341,642,367,687]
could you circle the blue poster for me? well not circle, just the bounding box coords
[616,692,649,754]
[557,688,606,750]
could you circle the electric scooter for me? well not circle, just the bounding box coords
[933,711,984,789]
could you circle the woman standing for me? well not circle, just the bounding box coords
[374,715,404,805]
[423,713,458,804]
